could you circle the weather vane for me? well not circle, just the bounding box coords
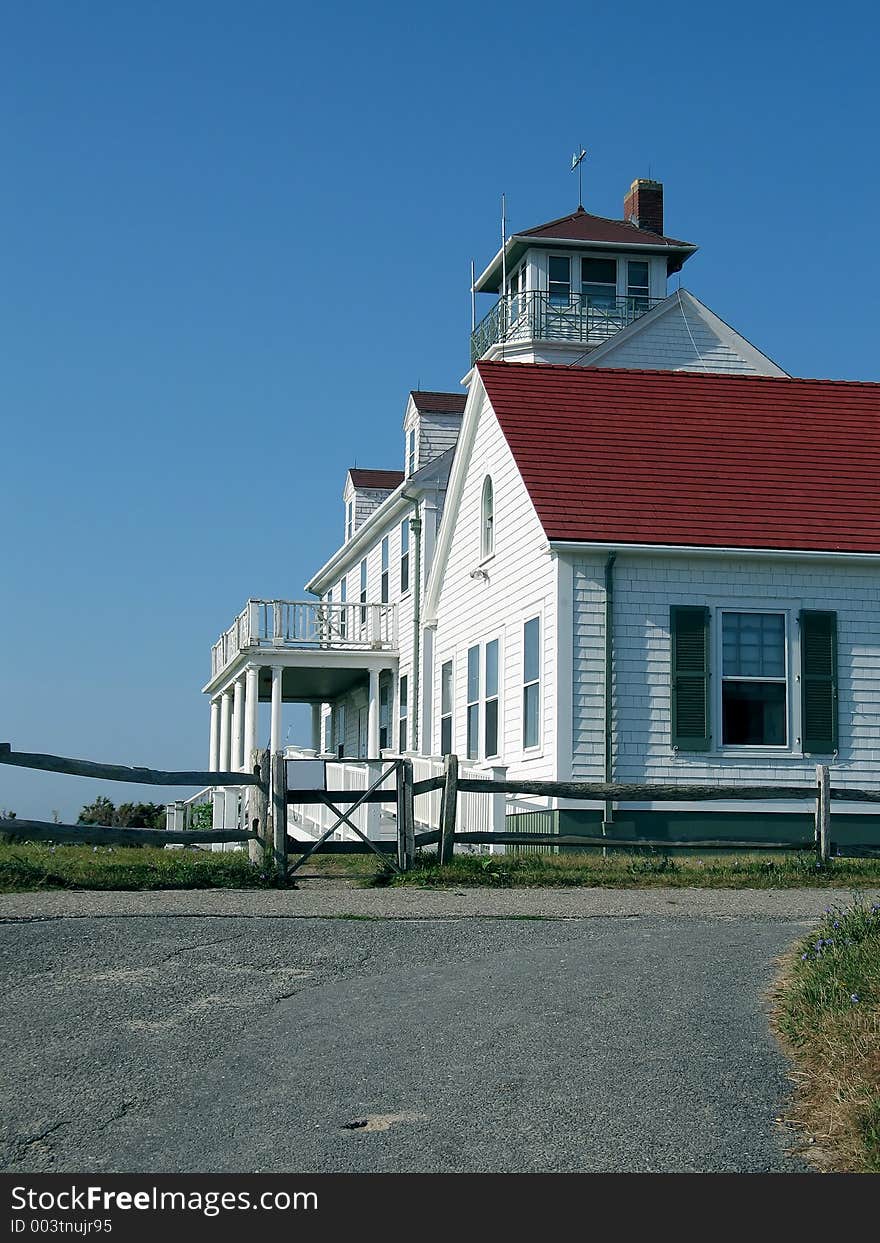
[571,146,588,207]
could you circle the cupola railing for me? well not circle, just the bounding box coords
[470,291,663,363]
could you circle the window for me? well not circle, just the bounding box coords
[379,681,390,750]
[407,428,417,476]
[508,263,526,319]
[523,617,540,749]
[721,611,787,746]
[398,675,408,753]
[324,711,333,754]
[440,660,453,755]
[381,537,389,603]
[581,257,617,309]
[485,639,499,758]
[627,260,650,311]
[335,703,346,759]
[466,645,480,759]
[400,519,410,593]
[359,558,367,626]
[345,500,354,541]
[339,577,347,639]
[481,476,494,559]
[548,256,571,307]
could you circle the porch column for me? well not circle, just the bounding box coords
[232,676,245,771]
[217,690,233,837]
[367,667,380,757]
[209,698,220,772]
[311,703,323,752]
[244,665,259,770]
[219,691,233,772]
[270,665,283,756]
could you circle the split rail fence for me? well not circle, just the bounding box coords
[2,743,879,880]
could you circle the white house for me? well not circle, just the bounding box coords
[200,177,880,845]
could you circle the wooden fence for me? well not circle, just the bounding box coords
[0,742,282,872]
[3,742,879,879]
[416,755,880,866]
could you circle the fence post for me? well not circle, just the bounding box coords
[816,763,831,863]
[439,753,459,865]
[271,751,288,882]
[396,758,415,870]
[249,749,270,868]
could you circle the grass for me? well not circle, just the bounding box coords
[771,898,880,1172]
[0,842,288,892]
[3,841,880,894]
[388,850,880,889]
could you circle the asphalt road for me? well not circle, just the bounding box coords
[0,896,819,1173]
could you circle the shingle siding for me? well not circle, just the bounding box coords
[592,303,764,374]
[571,554,880,790]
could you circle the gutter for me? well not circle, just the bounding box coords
[603,552,616,833]
[401,492,422,751]
[548,540,880,564]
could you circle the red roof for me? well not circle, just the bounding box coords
[520,205,694,252]
[477,362,880,554]
[348,468,404,491]
[411,390,467,414]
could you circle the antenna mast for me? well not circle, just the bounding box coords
[501,193,507,301]
[571,146,588,207]
[470,259,476,332]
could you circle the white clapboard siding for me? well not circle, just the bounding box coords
[570,553,880,789]
[432,392,557,780]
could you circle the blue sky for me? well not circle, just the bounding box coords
[2,0,878,819]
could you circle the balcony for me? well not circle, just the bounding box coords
[470,291,663,363]
[210,599,397,679]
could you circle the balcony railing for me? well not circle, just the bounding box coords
[470,290,663,363]
[210,599,397,678]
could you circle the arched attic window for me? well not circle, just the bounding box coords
[481,476,494,559]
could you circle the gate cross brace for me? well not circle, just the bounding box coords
[287,761,402,876]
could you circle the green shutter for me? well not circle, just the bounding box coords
[801,610,838,754]
[671,606,711,751]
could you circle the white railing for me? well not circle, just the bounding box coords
[284,749,502,846]
[407,755,500,836]
[211,599,397,678]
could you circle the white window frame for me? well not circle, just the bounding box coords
[708,599,802,757]
[548,254,572,306]
[345,500,354,541]
[580,255,618,307]
[480,475,494,561]
[398,673,408,754]
[359,557,368,629]
[407,428,417,476]
[484,636,501,760]
[439,658,454,756]
[466,644,480,760]
[522,613,542,753]
[400,518,410,594]
[380,536,389,604]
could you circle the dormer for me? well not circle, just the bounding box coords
[403,391,466,476]
[342,468,404,543]
[471,178,697,366]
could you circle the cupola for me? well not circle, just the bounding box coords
[470,178,697,366]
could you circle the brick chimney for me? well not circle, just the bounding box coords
[623,178,663,235]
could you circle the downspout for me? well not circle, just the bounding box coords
[401,493,422,752]
[603,551,617,831]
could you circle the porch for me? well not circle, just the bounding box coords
[203,600,399,833]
